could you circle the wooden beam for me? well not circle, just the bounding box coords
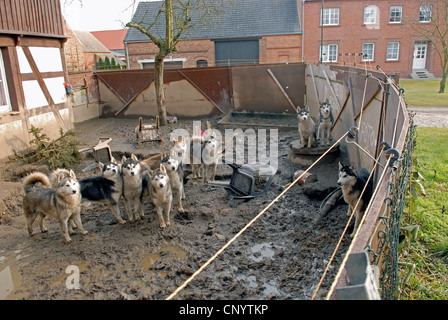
[21,46,68,131]
[267,68,296,110]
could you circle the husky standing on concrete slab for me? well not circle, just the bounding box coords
[79,159,126,225]
[317,102,334,146]
[121,154,150,222]
[149,164,173,229]
[22,170,86,243]
[337,162,374,237]
[297,106,316,148]
[162,152,185,213]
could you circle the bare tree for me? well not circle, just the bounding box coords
[126,0,227,125]
[409,0,448,93]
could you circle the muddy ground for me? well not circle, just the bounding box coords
[0,115,354,300]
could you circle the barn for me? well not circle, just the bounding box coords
[0,0,72,160]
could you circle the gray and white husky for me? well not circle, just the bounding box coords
[22,170,86,243]
[149,164,173,229]
[79,159,126,225]
[162,152,185,213]
[337,162,374,237]
[297,106,316,148]
[317,102,334,146]
[121,154,150,222]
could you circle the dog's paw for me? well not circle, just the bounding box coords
[118,219,127,225]
[80,230,88,235]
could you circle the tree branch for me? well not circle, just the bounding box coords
[126,21,164,48]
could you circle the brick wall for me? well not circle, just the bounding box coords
[300,0,443,78]
[126,34,302,69]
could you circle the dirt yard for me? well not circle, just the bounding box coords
[0,115,352,300]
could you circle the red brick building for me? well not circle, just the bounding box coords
[124,0,444,79]
[301,0,443,79]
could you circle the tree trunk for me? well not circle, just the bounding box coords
[154,51,168,125]
[439,72,447,93]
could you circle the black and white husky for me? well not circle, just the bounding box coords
[79,159,126,225]
[337,162,374,237]
[317,102,334,146]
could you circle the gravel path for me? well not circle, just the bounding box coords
[409,107,448,128]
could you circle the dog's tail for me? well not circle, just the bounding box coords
[23,172,51,192]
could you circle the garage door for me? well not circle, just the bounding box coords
[215,38,259,66]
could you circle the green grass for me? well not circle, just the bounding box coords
[399,80,448,107]
[399,127,448,300]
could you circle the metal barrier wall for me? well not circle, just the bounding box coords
[306,64,411,299]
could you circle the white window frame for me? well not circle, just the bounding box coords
[362,43,375,61]
[364,6,377,25]
[419,5,432,23]
[321,8,340,26]
[0,50,11,114]
[320,44,338,63]
[389,6,403,24]
[386,42,400,61]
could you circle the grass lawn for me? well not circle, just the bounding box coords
[399,127,448,299]
[399,80,448,107]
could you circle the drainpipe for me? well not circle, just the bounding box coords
[320,0,324,63]
[125,42,130,70]
[302,0,305,62]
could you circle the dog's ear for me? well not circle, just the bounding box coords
[349,162,356,171]
[110,156,117,164]
[295,106,300,113]
[99,162,104,170]
[131,153,138,162]
[69,169,76,179]
[121,155,127,163]
[338,161,344,169]
[159,163,166,173]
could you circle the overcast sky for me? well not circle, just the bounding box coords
[62,0,154,31]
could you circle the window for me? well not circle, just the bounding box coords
[320,44,338,62]
[196,59,208,68]
[389,6,402,23]
[364,6,377,24]
[0,50,11,114]
[419,5,432,22]
[386,42,400,61]
[321,8,339,26]
[362,43,375,61]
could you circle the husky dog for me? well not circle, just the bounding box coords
[297,106,316,148]
[149,164,173,229]
[22,170,86,243]
[189,135,204,180]
[162,152,185,213]
[201,134,220,183]
[121,154,150,222]
[79,160,126,225]
[337,162,374,237]
[50,168,71,188]
[317,102,334,146]
[171,136,188,164]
